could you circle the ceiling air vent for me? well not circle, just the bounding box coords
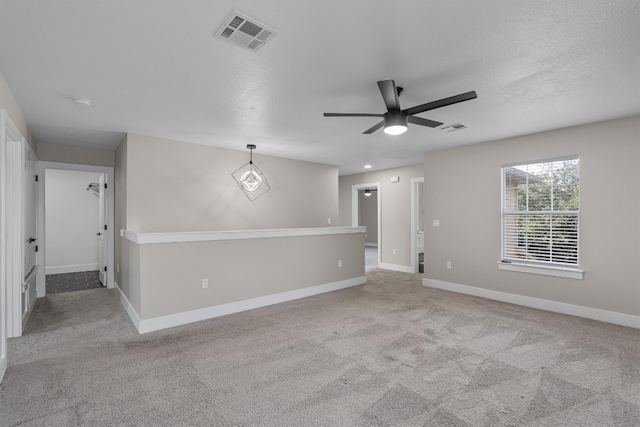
[441,123,468,132]
[215,11,277,52]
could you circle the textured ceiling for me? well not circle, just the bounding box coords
[1,0,638,175]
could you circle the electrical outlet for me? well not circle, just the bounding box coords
[447,261,452,269]
[393,249,397,255]
[338,259,343,267]
[433,220,440,227]
[117,264,120,273]
[327,217,332,225]
[202,278,209,289]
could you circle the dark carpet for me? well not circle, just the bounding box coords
[46,270,102,294]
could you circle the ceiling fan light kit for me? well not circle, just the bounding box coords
[231,144,270,202]
[324,80,477,135]
[383,112,408,135]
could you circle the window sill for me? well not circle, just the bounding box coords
[497,261,583,280]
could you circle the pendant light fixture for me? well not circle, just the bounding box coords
[231,144,270,201]
[364,188,372,197]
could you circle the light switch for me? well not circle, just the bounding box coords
[433,220,440,227]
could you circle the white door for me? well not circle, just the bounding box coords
[23,149,37,276]
[21,143,38,323]
[98,174,107,286]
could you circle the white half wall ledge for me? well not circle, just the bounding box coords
[423,278,640,329]
[125,226,366,244]
[118,276,366,334]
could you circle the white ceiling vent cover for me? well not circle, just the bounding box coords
[441,123,468,132]
[215,11,277,52]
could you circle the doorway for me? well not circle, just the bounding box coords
[351,182,381,270]
[411,177,424,273]
[37,162,115,299]
[44,169,105,293]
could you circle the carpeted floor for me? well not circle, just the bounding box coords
[1,269,639,426]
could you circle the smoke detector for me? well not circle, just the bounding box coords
[215,11,277,52]
[441,123,468,132]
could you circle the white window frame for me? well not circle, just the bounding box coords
[499,155,583,280]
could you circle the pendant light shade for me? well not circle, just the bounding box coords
[364,188,372,197]
[231,144,270,201]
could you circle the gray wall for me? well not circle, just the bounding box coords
[37,142,115,167]
[339,164,424,268]
[114,136,133,305]
[115,133,341,306]
[423,116,640,316]
[125,134,339,232]
[138,233,364,320]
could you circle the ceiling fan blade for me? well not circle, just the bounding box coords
[324,113,385,117]
[404,91,477,116]
[377,80,401,112]
[362,120,385,134]
[408,115,443,128]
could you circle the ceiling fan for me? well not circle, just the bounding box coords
[324,80,477,135]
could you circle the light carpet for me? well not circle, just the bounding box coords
[1,269,639,426]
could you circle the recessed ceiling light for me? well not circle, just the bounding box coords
[364,164,372,169]
[72,97,91,108]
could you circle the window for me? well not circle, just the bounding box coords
[502,156,580,270]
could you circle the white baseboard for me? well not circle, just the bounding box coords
[136,276,367,334]
[422,278,640,329]
[114,282,141,332]
[46,263,100,275]
[378,262,414,274]
[0,358,6,385]
[365,243,378,247]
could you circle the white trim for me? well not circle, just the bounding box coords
[422,278,640,329]
[0,358,6,384]
[410,177,424,274]
[37,162,115,293]
[6,123,24,337]
[497,261,583,279]
[46,263,101,275]
[132,276,366,334]
[114,282,141,332]
[0,110,18,379]
[364,242,378,247]
[378,262,414,273]
[125,226,366,245]
[21,268,37,330]
[502,154,579,169]
[351,182,381,267]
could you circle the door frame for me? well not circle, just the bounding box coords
[36,162,116,299]
[410,177,424,273]
[0,109,24,378]
[3,111,33,338]
[351,182,381,266]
